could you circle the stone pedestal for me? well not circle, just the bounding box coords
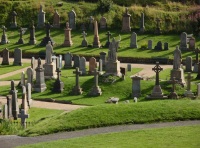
[43,63,57,79]
[170,69,186,86]
[147,85,167,99]
[89,86,102,96]
[105,60,121,76]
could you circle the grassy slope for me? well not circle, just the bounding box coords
[19,100,200,136]
[17,125,200,148]
[0,63,30,75]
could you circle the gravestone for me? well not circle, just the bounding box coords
[17,27,25,44]
[80,23,86,31]
[68,9,76,30]
[154,41,162,50]
[93,20,101,48]
[98,59,103,75]
[1,48,9,65]
[185,56,192,72]
[11,88,18,120]
[89,68,102,96]
[121,8,131,32]
[139,12,145,33]
[127,64,131,71]
[58,55,62,69]
[13,48,22,66]
[21,86,28,112]
[154,18,161,35]
[71,67,83,95]
[64,52,73,68]
[10,11,17,28]
[189,37,195,50]
[31,57,36,79]
[20,71,25,87]
[130,32,138,48]
[89,57,97,74]
[170,46,186,86]
[1,26,9,44]
[168,77,179,99]
[180,32,187,51]
[9,80,16,95]
[40,22,55,46]
[6,95,12,119]
[131,75,143,98]
[79,57,87,75]
[81,31,88,47]
[37,5,45,28]
[120,67,126,76]
[105,31,111,48]
[100,16,107,29]
[34,58,47,92]
[26,83,32,108]
[89,16,94,31]
[146,62,167,99]
[99,52,107,71]
[196,63,200,79]
[148,40,153,50]
[105,38,121,76]
[184,72,195,98]
[18,109,29,128]
[164,42,169,50]
[29,21,37,45]
[73,55,80,68]
[193,48,200,73]
[53,68,64,93]
[26,68,34,85]
[43,41,57,79]
[3,104,8,119]
[63,22,73,47]
[53,10,60,28]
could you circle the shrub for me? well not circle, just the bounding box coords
[97,0,113,14]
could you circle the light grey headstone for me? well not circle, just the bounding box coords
[64,52,73,68]
[13,48,22,66]
[130,32,138,48]
[59,55,62,69]
[131,75,143,98]
[73,55,80,68]
[11,89,18,120]
[173,46,182,70]
[31,57,36,70]
[139,12,145,33]
[89,16,94,31]
[20,71,25,86]
[1,26,9,44]
[99,52,106,71]
[37,5,46,28]
[79,57,87,75]
[185,56,192,72]
[148,40,153,50]
[89,57,97,74]
[180,32,187,51]
[99,59,103,73]
[100,16,107,29]
[26,83,32,108]
[3,104,8,119]
[26,68,34,85]
[127,64,132,71]
[68,9,76,30]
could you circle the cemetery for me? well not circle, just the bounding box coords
[0,0,200,147]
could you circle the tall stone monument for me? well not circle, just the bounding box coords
[121,8,131,32]
[1,48,9,65]
[105,31,111,48]
[53,10,60,28]
[72,67,83,95]
[68,9,76,30]
[93,20,101,48]
[10,11,17,28]
[1,26,9,44]
[139,12,145,33]
[63,22,73,47]
[89,68,102,96]
[29,21,37,45]
[180,32,187,51]
[37,5,45,28]
[81,31,88,47]
[17,27,25,44]
[53,68,64,93]
[40,22,55,46]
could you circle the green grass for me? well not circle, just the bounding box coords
[17,125,200,148]
[0,63,30,75]
[19,100,200,136]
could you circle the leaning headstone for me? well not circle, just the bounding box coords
[26,68,34,85]
[131,75,143,98]
[40,22,55,46]
[121,8,131,32]
[185,56,192,72]
[71,67,83,95]
[63,22,73,47]
[53,10,60,28]
[73,55,80,68]
[139,12,145,33]
[29,21,37,45]
[20,71,25,87]
[105,31,112,48]
[1,48,9,65]
[100,16,107,29]
[18,109,29,128]
[89,57,97,74]
[189,37,195,50]
[34,58,47,92]
[68,9,76,30]
[164,42,169,50]
[89,16,94,31]
[53,68,64,93]
[180,32,187,51]
[17,27,25,44]
[10,11,17,28]
[93,20,101,48]
[64,52,73,68]
[130,32,138,48]
[184,72,195,98]
[89,68,102,96]
[81,31,88,47]
[37,5,45,28]
[99,52,107,71]
[1,26,9,44]
[79,57,87,75]
[26,83,32,108]
[148,40,153,50]
[127,64,132,71]
[13,48,22,66]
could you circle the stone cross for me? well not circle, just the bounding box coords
[152,62,163,85]
[92,68,100,87]
[45,22,52,38]
[194,47,200,63]
[186,72,193,91]
[29,20,36,45]
[2,26,6,35]
[82,31,87,40]
[73,67,82,87]
[170,77,178,93]
[18,109,29,128]
[19,27,24,39]
[106,31,111,43]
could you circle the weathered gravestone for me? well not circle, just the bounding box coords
[93,21,101,48]
[164,42,169,50]
[139,12,145,33]
[68,9,76,30]
[26,68,34,85]
[40,22,55,46]
[131,75,143,98]
[1,26,9,44]
[148,40,153,50]
[98,59,103,75]
[130,32,138,48]
[127,64,132,71]
[105,31,111,48]
[168,77,179,99]
[154,41,162,50]
[1,48,9,65]
[100,16,107,29]
[89,68,102,96]
[121,8,131,32]
[13,48,22,66]
[20,71,25,87]
[53,10,60,28]
[3,104,8,119]
[63,22,73,47]
[17,27,25,44]
[73,55,80,68]
[37,5,46,28]
[18,109,29,128]
[26,83,32,108]
[6,95,12,119]
[180,32,187,51]
[185,56,192,72]
[193,47,200,73]
[81,31,88,47]
[29,21,37,45]
[11,86,19,120]
[21,86,28,112]
[89,16,94,31]
[184,72,195,98]
[53,68,64,93]
[10,11,17,28]
[79,57,87,75]
[89,57,97,75]
[64,52,73,68]
[34,58,47,92]
[99,52,107,71]
[71,67,83,95]
[189,37,195,50]
[31,57,36,79]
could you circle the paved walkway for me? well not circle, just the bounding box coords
[0,120,199,148]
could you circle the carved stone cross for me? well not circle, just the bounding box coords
[152,62,163,85]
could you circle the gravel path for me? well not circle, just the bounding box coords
[0,120,199,148]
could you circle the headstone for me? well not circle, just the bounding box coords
[1,26,9,44]
[1,48,9,65]
[26,83,32,108]
[63,22,73,47]
[100,16,107,29]
[180,32,187,51]
[98,59,103,75]
[26,68,34,85]
[121,8,131,32]
[11,88,18,120]
[164,42,169,50]
[37,5,45,28]
[89,16,94,31]
[13,48,22,66]
[68,9,76,30]
[3,104,8,119]
[80,23,86,31]
[40,22,55,46]
[105,31,112,48]
[127,64,131,71]
[79,57,87,75]
[168,77,179,99]
[120,67,126,76]
[148,40,153,50]
[17,27,25,44]
[71,67,83,95]
[73,55,80,68]
[53,10,60,28]
[99,52,107,71]
[64,52,73,68]
[9,80,16,95]
[18,109,29,128]
[185,56,192,72]
[58,55,62,69]
[31,57,36,70]
[154,41,162,50]
[146,62,167,99]
[29,21,37,45]
[131,75,143,98]
[105,38,121,76]
[139,12,145,33]
[193,47,200,73]
[197,83,200,97]
[6,95,12,119]
[53,68,64,93]
[34,58,47,92]
[81,31,88,47]
[189,37,195,50]
[93,20,101,48]
[184,72,195,98]
[89,57,97,74]
[89,68,102,96]
[21,86,28,112]
[10,11,17,28]
[154,18,161,35]
[20,71,25,87]
[130,32,138,48]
